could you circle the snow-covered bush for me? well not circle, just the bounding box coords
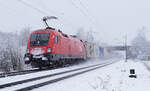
[0,48,11,72]
[131,30,150,59]
[19,27,31,46]
[0,27,30,72]
[76,28,94,42]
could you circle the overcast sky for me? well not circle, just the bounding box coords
[0,0,150,45]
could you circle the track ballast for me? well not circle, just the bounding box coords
[0,60,116,91]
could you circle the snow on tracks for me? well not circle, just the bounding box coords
[0,61,116,91]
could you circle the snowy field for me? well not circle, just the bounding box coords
[143,61,150,68]
[1,58,150,91]
[33,59,150,91]
[0,58,117,90]
[0,58,116,85]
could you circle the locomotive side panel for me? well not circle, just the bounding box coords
[24,29,87,68]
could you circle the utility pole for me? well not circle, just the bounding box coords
[125,35,127,62]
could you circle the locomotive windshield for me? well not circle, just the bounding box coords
[30,33,50,46]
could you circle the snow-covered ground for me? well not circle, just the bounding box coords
[33,59,150,91]
[0,58,116,85]
[1,58,150,91]
[143,61,150,69]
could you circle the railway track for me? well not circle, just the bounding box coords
[143,62,150,71]
[0,69,47,78]
[0,60,83,78]
[0,60,116,91]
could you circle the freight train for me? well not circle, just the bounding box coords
[24,16,103,68]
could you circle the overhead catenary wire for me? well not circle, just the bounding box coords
[67,0,102,40]
[36,0,77,29]
[68,0,100,27]
[16,0,76,29]
[76,0,95,23]
[67,0,94,25]
[17,0,48,15]
[17,0,95,30]
[76,0,100,26]
[75,0,105,40]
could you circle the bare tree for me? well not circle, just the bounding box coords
[19,27,31,46]
[0,27,31,72]
[76,28,94,42]
[131,29,150,59]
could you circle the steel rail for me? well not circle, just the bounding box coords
[16,62,114,91]
[0,61,116,90]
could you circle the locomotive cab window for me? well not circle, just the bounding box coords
[54,36,58,43]
[30,33,50,46]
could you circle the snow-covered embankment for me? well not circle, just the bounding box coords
[35,59,150,91]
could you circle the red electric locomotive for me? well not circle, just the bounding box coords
[24,16,86,68]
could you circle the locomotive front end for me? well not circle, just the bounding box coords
[24,31,53,68]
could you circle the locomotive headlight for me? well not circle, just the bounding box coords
[26,48,29,53]
[47,48,51,53]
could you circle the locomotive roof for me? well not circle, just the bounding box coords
[31,29,82,42]
[31,29,55,33]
